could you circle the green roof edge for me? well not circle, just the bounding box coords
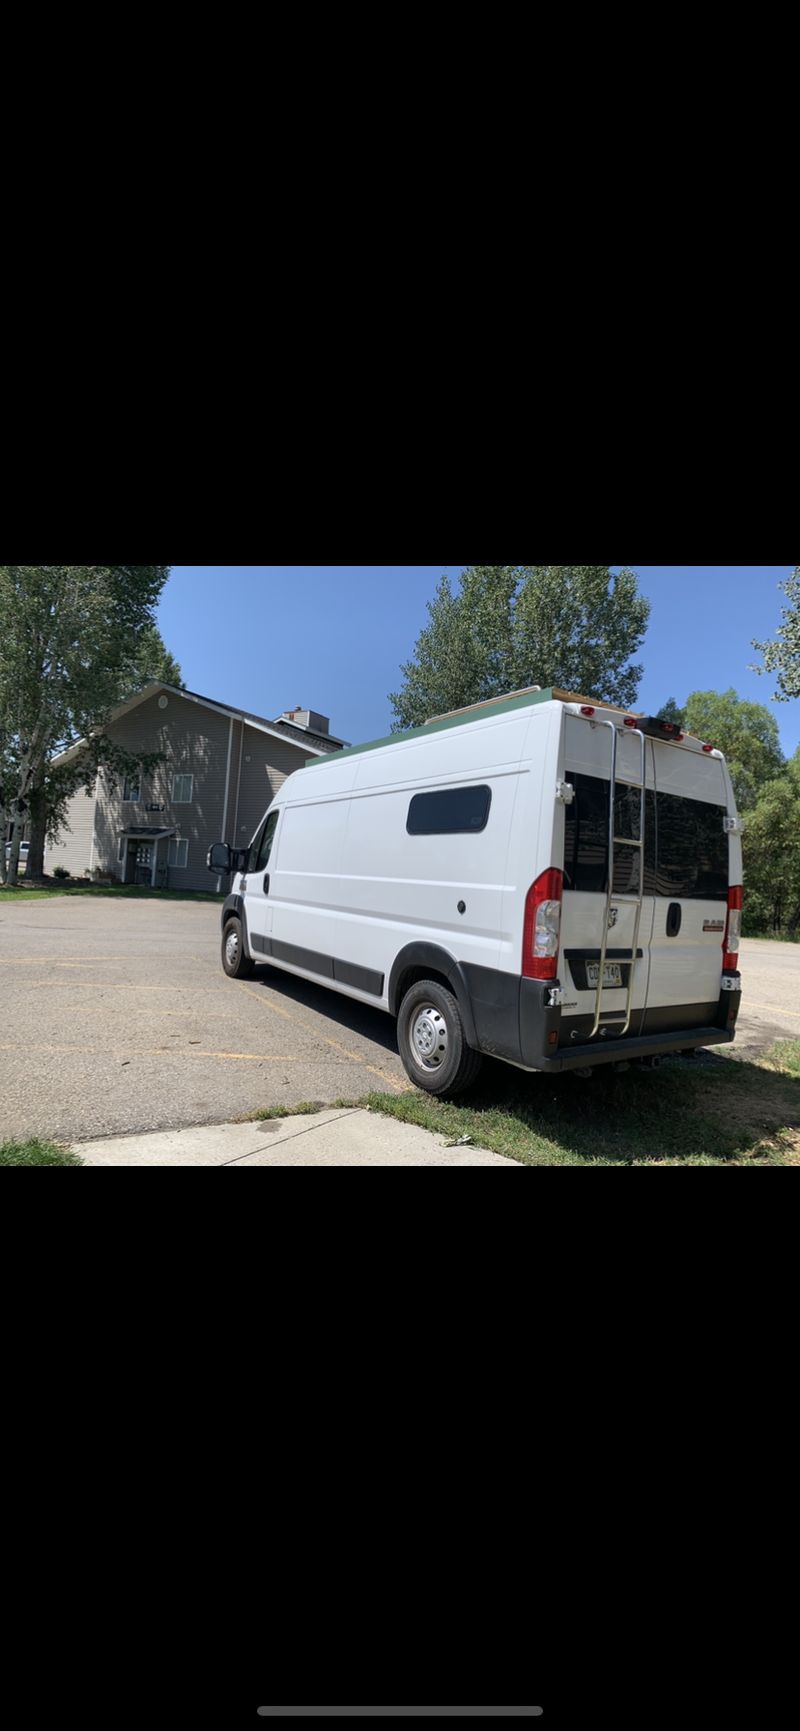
[304,688,556,768]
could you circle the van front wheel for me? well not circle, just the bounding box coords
[221,916,255,980]
[397,979,482,1096]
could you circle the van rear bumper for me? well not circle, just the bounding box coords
[516,972,741,1072]
[521,1018,735,1071]
[460,962,742,1072]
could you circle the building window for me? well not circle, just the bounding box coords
[168,838,188,868]
[117,835,126,863]
[172,774,193,803]
[123,774,141,802]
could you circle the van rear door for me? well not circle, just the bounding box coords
[558,714,655,1045]
[643,741,730,1030]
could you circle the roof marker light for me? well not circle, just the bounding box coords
[623,716,636,728]
[702,742,715,753]
[580,706,595,717]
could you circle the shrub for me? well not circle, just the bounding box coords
[53,866,70,880]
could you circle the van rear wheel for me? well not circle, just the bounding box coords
[397,979,482,1096]
[221,916,255,980]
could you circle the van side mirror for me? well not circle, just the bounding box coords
[207,841,232,873]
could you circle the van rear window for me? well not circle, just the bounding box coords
[654,789,728,899]
[407,785,492,835]
[564,773,727,899]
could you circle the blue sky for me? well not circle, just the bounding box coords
[157,566,798,757]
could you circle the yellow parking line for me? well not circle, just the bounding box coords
[185,1051,301,1062]
[0,1041,301,1062]
[236,980,409,1092]
[0,956,136,966]
[744,1001,800,1019]
[25,981,198,991]
[366,1063,414,1092]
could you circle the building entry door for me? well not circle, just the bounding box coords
[126,840,152,885]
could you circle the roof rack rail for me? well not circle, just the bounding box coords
[425,684,543,725]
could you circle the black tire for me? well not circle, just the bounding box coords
[221,916,255,979]
[397,977,483,1096]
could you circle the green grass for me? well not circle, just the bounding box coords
[241,1101,326,1121]
[0,883,221,903]
[247,1043,800,1166]
[0,1138,83,1166]
[358,1045,800,1164]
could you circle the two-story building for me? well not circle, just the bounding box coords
[45,684,345,892]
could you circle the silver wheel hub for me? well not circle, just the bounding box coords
[411,1006,449,1070]
[226,931,239,965]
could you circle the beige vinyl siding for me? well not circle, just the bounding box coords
[45,691,315,892]
[93,690,234,892]
[229,723,307,848]
[45,787,97,878]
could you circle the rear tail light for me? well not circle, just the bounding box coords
[522,868,563,980]
[723,885,743,971]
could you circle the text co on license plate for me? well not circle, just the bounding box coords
[586,962,623,988]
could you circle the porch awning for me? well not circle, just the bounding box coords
[119,827,176,839]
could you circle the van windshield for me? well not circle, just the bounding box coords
[563,773,728,899]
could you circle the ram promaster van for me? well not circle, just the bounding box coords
[207,687,743,1095]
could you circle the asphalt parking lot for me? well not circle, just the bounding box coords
[0,896,410,1142]
[726,937,800,1056]
[1,900,798,1144]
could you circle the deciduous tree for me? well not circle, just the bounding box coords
[0,566,170,885]
[390,566,651,730]
[682,688,784,811]
[742,755,800,933]
[752,566,800,700]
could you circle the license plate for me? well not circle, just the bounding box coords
[586,962,623,988]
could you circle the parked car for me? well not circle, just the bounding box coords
[4,840,29,874]
[207,686,743,1094]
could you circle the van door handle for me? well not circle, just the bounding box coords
[666,902,682,936]
[263,873,270,896]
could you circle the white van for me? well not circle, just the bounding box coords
[207,686,743,1094]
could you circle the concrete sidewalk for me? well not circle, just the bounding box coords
[72,1108,520,1166]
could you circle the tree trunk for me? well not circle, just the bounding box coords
[25,783,47,881]
[0,797,7,884]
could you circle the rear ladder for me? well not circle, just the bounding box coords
[588,719,646,1039]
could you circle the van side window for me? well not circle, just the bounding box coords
[247,821,266,874]
[407,785,492,835]
[255,811,279,872]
